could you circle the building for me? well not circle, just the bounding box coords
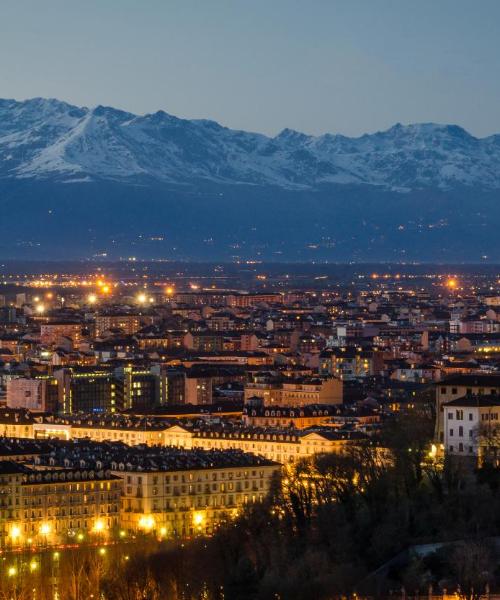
[242,404,337,429]
[40,322,83,346]
[6,376,59,413]
[0,461,121,549]
[443,395,500,466]
[95,313,142,337]
[54,368,121,414]
[114,366,159,411]
[319,348,382,380]
[163,423,367,464]
[113,448,279,537]
[435,374,500,442]
[0,411,368,464]
[244,376,343,407]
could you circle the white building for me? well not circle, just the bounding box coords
[443,395,500,465]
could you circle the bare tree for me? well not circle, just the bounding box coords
[448,540,494,600]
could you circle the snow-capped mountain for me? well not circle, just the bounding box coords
[1,97,500,191]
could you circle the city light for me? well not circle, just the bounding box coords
[87,293,97,304]
[8,567,17,577]
[35,304,45,314]
[40,522,51,535]
[93,519,105,533]
[165,286,174,296]
[137,292,147,304]
[29,560,38,572]
[138,515,155,531]
[446,278,458,289]
[193,512,204,527]
[10,525,21,540]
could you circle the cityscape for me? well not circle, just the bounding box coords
[2,1,500,598]
[0,263,499,597]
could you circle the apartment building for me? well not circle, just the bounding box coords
[0,462,121,549]
[435,374,500,442]
[443,395,500,466]
[244,376,343,407]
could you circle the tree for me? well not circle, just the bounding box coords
[448,540,495,600]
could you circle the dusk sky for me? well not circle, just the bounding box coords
[1,0,499,137]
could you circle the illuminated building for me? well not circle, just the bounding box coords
[95,313,142,337]
[242,404,337,429]
[116,449,279,536]
[244,376,343,407]
[40,322,83,346]
[319,348,382,381]
[0,462,121,549]
[54,368,121,414]
[0,410,367,464]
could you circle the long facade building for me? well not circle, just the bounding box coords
[0,440,279,548]
[0,410,366,464]
[0,461,121,550]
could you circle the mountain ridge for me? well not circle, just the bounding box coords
[1,97,500,191]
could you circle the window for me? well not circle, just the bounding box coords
[459,443,464,452]
[458,426,463,437]
[449,445,454,452]
[456,410,463,420]
[450,429,454,436]
[452,388,458,395]
[448,412,453,420]
[469,413,473,421]
[441,387,446,394]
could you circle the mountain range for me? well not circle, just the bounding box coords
[0,97,499,262]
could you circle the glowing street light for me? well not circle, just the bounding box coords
[137,293,147,304]
[93,519,105,533]
[87,294,97,305]
[8,566,17,577]
[138,515,155,531]
[40,523,51,536]
[10,525,21,541]
[35,304,45,314]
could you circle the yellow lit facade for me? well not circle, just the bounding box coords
[118,463,279,537]
[0,465,121,549]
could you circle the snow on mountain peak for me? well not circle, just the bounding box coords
[1,97,499,191]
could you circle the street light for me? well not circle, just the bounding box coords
[10,525,21,542]
[138,515,155,531]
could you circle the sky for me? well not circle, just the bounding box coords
[0,0,499,138]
